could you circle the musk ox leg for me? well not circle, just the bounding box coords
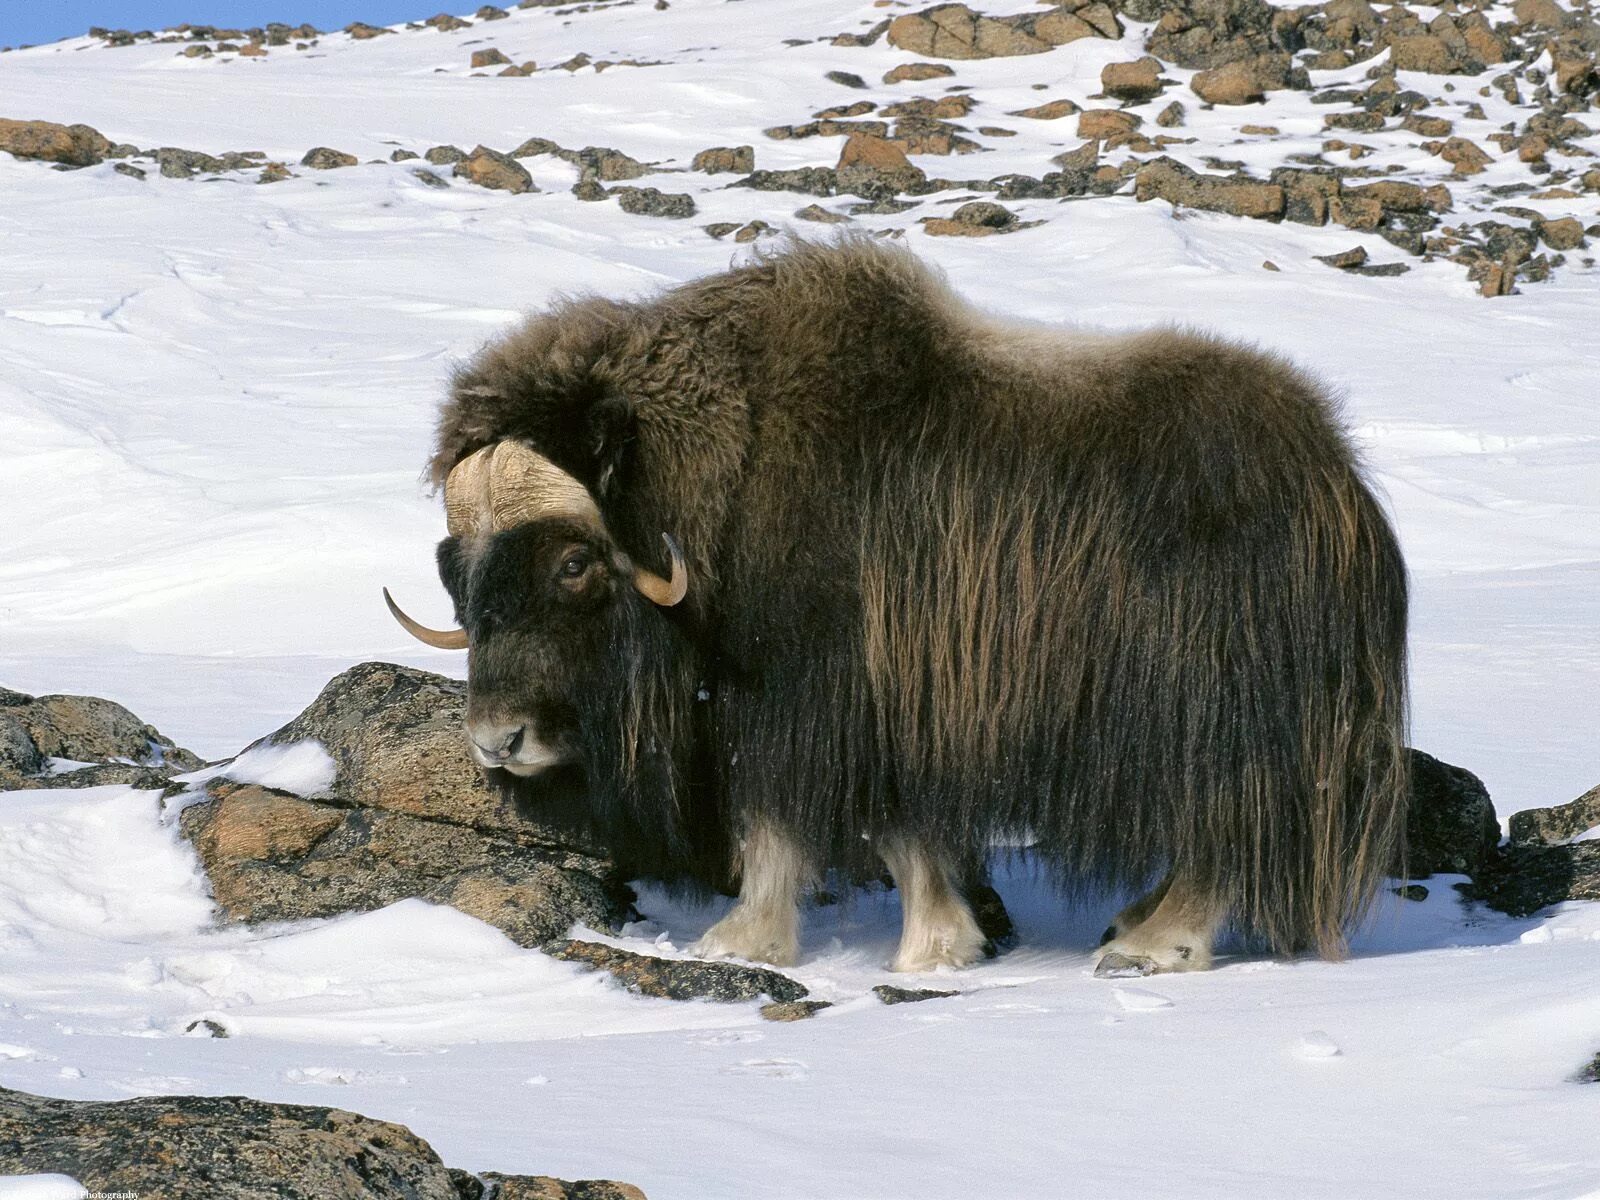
[1099,873,1175,947]
[691,820,811,967]
[1093,877,1226,978]
[878,838,988,973]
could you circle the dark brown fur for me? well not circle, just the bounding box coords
[431,238,1409,956]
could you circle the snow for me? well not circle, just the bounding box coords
[0,1179,86,1200]
[2,1,1599,1196]
[173,739,338,796]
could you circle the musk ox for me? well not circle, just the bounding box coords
[385,238,1409,977]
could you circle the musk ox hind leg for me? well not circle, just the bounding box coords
[877,837,989,973]
[691,819,813,967]
[1093,877,1227,978]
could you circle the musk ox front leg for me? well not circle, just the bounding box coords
[877,837,988,973]
[691,819,812,967]
[1093,876,1226,977]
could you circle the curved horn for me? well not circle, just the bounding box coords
[383,587,469,650]
[632,533,689,607]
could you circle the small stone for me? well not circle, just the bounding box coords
[425,144,468,165]
[1101,57,1162,103]
[692,145,753,174]
[1193,57,1281,106]
[1402,114,1453,137]
[884,62,954,85]
[1155,101,1186,127]
[733,220,772,243]
[389,148,419,162]
[184,1018,229,1038]
[872,984,958,1005]
[1392,884,1429,901]
[453,145,536,193]
[1077,109,1140,140]
[346,21,391,38]
[470,48,510,68]
[795,204,849,223]
[612,186,696,218]
[300,146,357,169]
[549,939,807,1002]
[761,1000,833,1021]
[1536,217,1586,251]
[1009,98,1079,120]
[257,162,293,183]
[1316,245,1370,269]
[113,161,146,179]
[826,70,868,89]
[1263,260,1279,270]
[412,169,450,188]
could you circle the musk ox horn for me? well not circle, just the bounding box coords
[632,532,689,607]
[445,441,602,537]
[382,587,469,650]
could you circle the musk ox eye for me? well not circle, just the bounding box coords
[561,554,590,578]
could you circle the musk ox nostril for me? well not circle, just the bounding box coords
[471,723,526,762]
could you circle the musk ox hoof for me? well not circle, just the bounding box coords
[691,913,800,968]
[889,918,988,974]
[1093,940,1211,978]
[1093,951,1159,978]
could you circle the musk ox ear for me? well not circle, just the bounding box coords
[435,536,471,617]
[585,393,635,499]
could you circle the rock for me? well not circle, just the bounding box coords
[1315,245,1369,269]
[704,222,741,239]
[390,148,419,161]
[735,167,842,197]
[0,118,113,166]
[546,939,808,1002]
[1405,749,1500,877]
[426,144,467,164]
[1008,97,1080,120]
[477,4,510,19]
[568,145,647,182]
[1511,783,1600,845]
[1579,1052,1600,1083]
[838,133,915,173]
[1135,156,1284,219]
[1191,53,1290,105]
[833,18,892,47]
[1430,135,1494,175]
[1077,108,1141,140]
[921,199,1036,236]
[1512,0,1572,27]
[0,686,199,789]
[733,220,773,243]
[612,186,695,217]
[258,162,293,183]
[178,663,627,945]
[1156,100,1186,126]
[882,95,975,120]
[884,61,955,84]
[0,1085,644,1199]
[873,984,959,1004]
[1468,842,1600,916]
[1401,114,1453,138]
[1145,0,1286,69]
[795,203,849,223]
[761,1000,833,1021]
[482,1176,647,1200]
[425,12,472,32]
[1392,883,1429,901]
[826,70,869,89]
[300,146,357,169]
[346,21,391,38]
[454,146,535,193]
[1386,34,1476,74]
[692,145,753,174]
[471,47,511,68]
[886,3,1117,60]
[413,168,451,188]
[1102,57,1163,102]
[1536,216,1586,250]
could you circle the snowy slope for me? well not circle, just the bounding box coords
[2,2,1599,1196]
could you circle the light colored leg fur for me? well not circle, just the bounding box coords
[1094,875,1226,978]
[691,821,810,967]
[878,837,988,973]
[1101,873,1174,945]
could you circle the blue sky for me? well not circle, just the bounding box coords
[0,2,438,47]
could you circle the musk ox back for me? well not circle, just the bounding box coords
[388,238,1408,977]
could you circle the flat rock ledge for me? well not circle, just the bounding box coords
[0,1085,644,1200]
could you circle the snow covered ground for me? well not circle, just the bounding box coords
[2,1,1599,1196]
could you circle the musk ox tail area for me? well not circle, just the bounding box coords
[858,325,1410,958]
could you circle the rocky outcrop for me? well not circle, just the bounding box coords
[0,1085,645,1199]
[1511,783,1600,846]
[0,685,200,791]
[178,662,631,947]
[886,2,1121,60]
[1135,155,1284,219]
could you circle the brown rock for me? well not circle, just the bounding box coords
[300,146,357,169]
[921,199,1035,237]
[1009,98,1079,120]
[1156,100,1186,127]
[238,44,266,56]
[547,939,808,1002]
[1077,109,1141,140]
[454,144,536,192]
[1401,114,1452,137]
[1432,135,1493,175]
[257,162,292,183]
[795,203,849,223]
[761,1000,834,1021]
[471,47,510,68]
[1315,245,1369,269]
[692,145,753,174]
[873,984,959,1004]
[1536,216,1586,250]
[1192,54,1290,106]
[886,5,1053,60]
[882,94,975,119]
[1386,34,1469,74]
[425,12,471,31]
[0,118,113,166]
[883,61,955,84]
[1135,156,1284,220]
[839,133,915,172]
[346,21,391,38]
[1101,56,1163,102]
[1512,0,1571,27]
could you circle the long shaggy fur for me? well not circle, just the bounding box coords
[435,238,1409,957]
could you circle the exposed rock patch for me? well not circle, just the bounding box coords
[1511,783,1600,846]
[454,145,537,192]
[0,686,200,791]
[0,1085,645,1200]
[300,146,358,169]
[546,939,808,1002]
[0,118,113,166]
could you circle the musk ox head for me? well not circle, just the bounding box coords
[383,439,687,779]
